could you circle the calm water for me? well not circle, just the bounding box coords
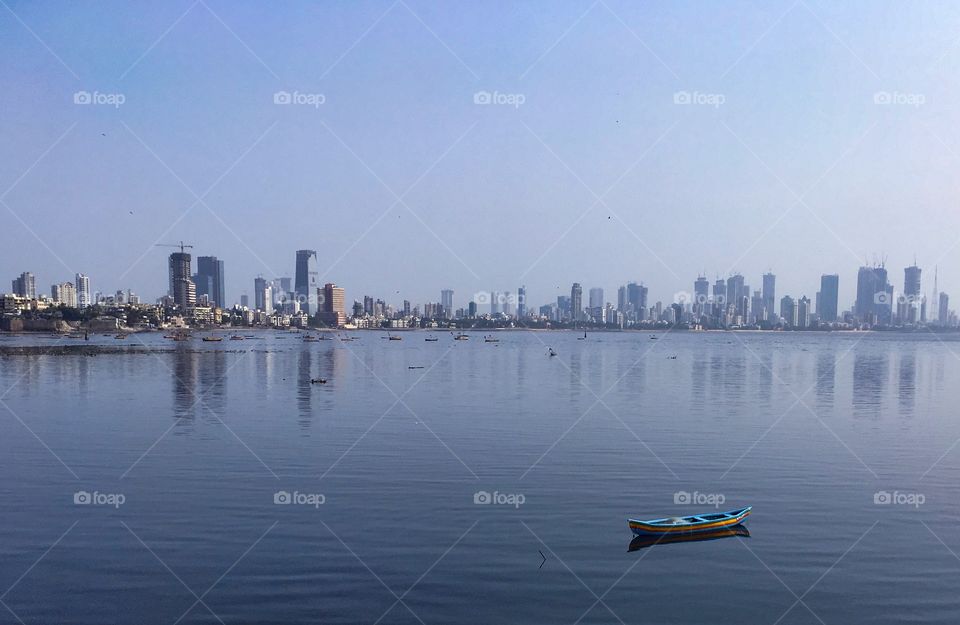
[1,330,959,624]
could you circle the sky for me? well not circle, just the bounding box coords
[3,0,960,312]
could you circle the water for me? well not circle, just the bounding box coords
[1,330,959,624]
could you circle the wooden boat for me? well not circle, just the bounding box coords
[388,334,402,341]
[230,335,244,341]
[628,525,749,552]
[453,333,469,340]
[484,335,499,343]
[424,337,439,342]
[202,336,223,342]
[628,506,751,537]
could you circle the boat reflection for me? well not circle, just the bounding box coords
[628,524,749,552]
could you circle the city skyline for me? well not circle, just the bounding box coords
[6,249,955,330]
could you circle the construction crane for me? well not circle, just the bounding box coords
[155,241,194,253]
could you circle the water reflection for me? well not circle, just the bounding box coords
[172,347,198,421]
[897,351,916,416]
[852,351,888,418]
[815,349,836,408]
[628,525,750,552]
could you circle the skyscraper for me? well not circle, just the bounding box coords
[168,252,195,310]
[762,273,776,322]
[780,295,796,326]
[254,276,272,314]
[52,282,77,307]
[855,266,892,325]
[490,291,501,315]
[440,289,454,318]
[726,274,746,319]
[819,274,839,322]
[626,282,648,320]
[295,250,319,314]
[904,264,922,324]
[939,292,950,325]
[570,283,583,322]
[693,276,709,316]
[319,283,346,327]
[195,256,225,308]
[517,286,527,318]
[11,272,35,299]
[798,296,811,328]
[75,273,91,308]
[588,287,604,309]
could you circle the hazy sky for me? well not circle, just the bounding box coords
[3,0,960,311]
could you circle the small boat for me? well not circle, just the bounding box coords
[453,333,469,341]
[628,525,749,552]
[649,335,658,340]
[230,335,244,341]
[303,336,320,342]
[202,336,223,342]
[578,331,586,340]
[310,378,327,384]
[548,347,557,357]
[628,507,751,537]
[114,334,127,339]
[484,335,499,343]
[388,334,402,341]
[425,337,439,342]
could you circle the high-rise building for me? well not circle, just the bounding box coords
[254,277,272,314]
[780,295,795,326]
[240,294,249,308]
[904,264,922,324]
[939,292,950,325]
[570,283,583,322]
[195,256,225,308]
[855,265,892,325]
[295,250,319,314]
[11,272,35,299]
[517,286,527,318]
[726,274,746,319]
[750,290,763,324]
[588,287,604,309]
[75,273,91,308]
[441,289,454,318]
[626,282,648,320]
[693,276,709,316]
[819,274,839,322]
[798,296,811,328]
[319,283,346,327]
[617,285,627,312]
[168,252,194,310]
[762,273,776,322]
[490,290,501,315]
[51,282,77,307]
